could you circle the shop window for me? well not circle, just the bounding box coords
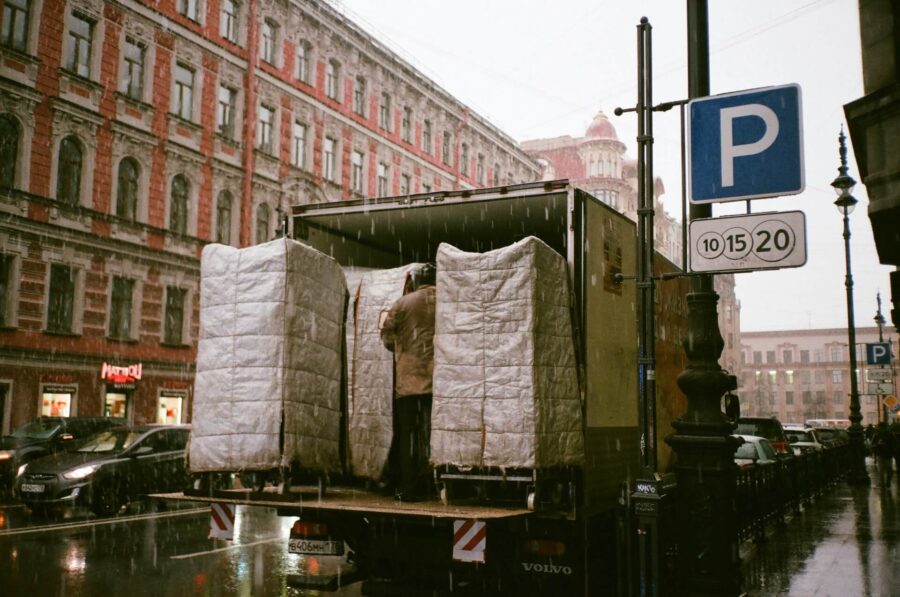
[169,174,189,234]
[104,392,128,418]
[0,114,19,189]
[41,390,73,417]
[109,276,134,340]
[47,263,76,333]
[116,157,140,221]
[1,0,30,52]
[56,135,83,205]
[164,287,186,345]
[255,203,269,244]
[215,191,232,245]
[158,394,185,424]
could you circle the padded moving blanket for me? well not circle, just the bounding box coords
[431,237,584,469]
[189,238,347,474]
[345,265,422,480]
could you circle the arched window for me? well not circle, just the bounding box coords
[255,203,270,244]
[170,175,189,235]
[56,136,83,204]
[216,191,233,244]
[116,157,140,221]
[0,115,19,189]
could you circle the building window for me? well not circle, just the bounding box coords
[833,391,843,405]
[258,104,274,153]
[296,41,310,83]
[814,370,825,384]
[460,143,469,176]
[377,162,388,196]
[492,164,499,186]
[401,106,412,143]
[766,350,775,364]
[292,121,307,168]
[353,76,366,115]
[0,253,14,327]
[422,120,432,154]
[785,370,794,385]
[1,0,29,52]
[164,287,186,345]
[351,150,364,193]
[400,173,410,195]
[422,182,431,194]
[173,63,194,120]
[216,191,232,244]
[379,92,391,131]
[477,153,485,184]
[442,131,451,165]
[768,371,776,385]
[255,203,270,244]
[109,276,134,340]
[120,37,145,101]
[260,19,277,64]
[169,175,189,235]
[326,59,340,100]
[802,391,811,405]
[323,136,336,181]
[832,370,842,383]
[814,349,824,363]
[220,0,239,43]
[217,85,236,138]
[178,0,199,21]
[116,158,139,221]
[785,391,794,405]
[66,13,93,78]
[56,135,83,205]
[799,370,810,384]
[831,347,843,362]
[782,350,793,364]
[47,264,75,333]
[0,114,19,189]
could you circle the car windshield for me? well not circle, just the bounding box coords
[735,442,759,460]
[10,419,61,440]
[787,430,813,443]
[76,429,141,453]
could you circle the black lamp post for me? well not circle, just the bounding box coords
[874,293,887,424]
[831,127,870,485]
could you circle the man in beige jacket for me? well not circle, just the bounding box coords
[380,264,436,501]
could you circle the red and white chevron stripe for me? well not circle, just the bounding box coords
[208,503,236,540]
[452,519,486,563]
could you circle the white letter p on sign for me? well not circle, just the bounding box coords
[720,104,779,187]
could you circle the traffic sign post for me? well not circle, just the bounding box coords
[689,211,806,273]
[687,84,804,203]
[866,342,892,365]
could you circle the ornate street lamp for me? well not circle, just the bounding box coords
[831,127,869,485]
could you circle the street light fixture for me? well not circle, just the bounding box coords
[831,127,869,485]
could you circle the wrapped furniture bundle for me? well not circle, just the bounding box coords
[431,237,584,470]
[189,238,347,475]
[345,265,422,480]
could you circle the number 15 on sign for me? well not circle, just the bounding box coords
[689,211,807,273]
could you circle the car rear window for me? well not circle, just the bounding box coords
[735,443,759,460]
[736,419,785,442]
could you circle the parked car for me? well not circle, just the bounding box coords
[16,424,190,516]
[733,434,779,469]
[0,416,126,496]
[735,417,791,455]
[784,425,824,455]
[809,427,849,448]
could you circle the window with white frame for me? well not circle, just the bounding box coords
[178,0,199,21]
[326,59,340,101]
[351,150,363,193]
[377,162,388,196]
[442,131,451,165]
[400,173,410,195]
[215,191,232,244]
[220,0,239,43]
[476,153,484,183]
[121,37,145,101]
[353,76,366,115]
[216,85,236,138]
[66,12,94,78]
[47,263,76,334]
[1,0,30,52]
[296,41,310,83]
[379,92,391,131]
[255,203,269,244]
[260,19,277,64]
[0,252,16,327]
[257,104,274,153]
[169,175,189,235]
[460,143,469,176]
[292,121,307,168]
[830,347,843,362]
[173,63,194,121]
[832,370,842,383]
[108,276,135,340]
[422,120,432,154]
[401,106,412,143]
[164,286,187,345]
[323,136,336,181]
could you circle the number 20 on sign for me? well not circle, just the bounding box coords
[689,211,807,273]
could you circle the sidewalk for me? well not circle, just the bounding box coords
[741,460,900,596]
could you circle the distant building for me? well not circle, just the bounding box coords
[522,112,742,376]
[739,327,898,426]
[0,0,538,433]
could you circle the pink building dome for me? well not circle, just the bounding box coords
[584,111,619,141]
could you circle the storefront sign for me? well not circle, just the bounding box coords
[162,380,192,390]
[100,362,143,384]
[41,374,75,384]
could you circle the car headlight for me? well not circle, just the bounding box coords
[63,464,100,480]
[0,450,13,461]
[17,463,28,477]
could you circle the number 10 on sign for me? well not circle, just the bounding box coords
[689,211,807,273]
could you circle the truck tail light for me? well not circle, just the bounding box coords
[522,539,566,558]
[291,520,329,538]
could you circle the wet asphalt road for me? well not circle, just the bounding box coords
[0,499,362,597]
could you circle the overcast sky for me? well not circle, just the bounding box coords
[332,0,893,332]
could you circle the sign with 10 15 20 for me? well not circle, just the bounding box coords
[689,211,807,273]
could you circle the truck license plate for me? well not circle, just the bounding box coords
[21,483,45,493]
[288,538,344,555]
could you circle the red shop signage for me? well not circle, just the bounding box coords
[100,362,143,384]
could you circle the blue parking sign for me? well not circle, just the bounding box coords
[688,84,804,203]
[866,342,892,365]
